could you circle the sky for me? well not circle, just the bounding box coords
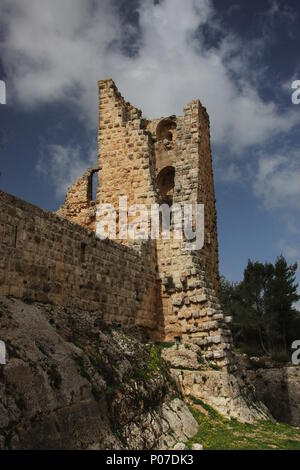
[0,0,300,296]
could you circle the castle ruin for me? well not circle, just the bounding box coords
[57,79,233,367]
[0,79,233,369]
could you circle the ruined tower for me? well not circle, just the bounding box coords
[57,78,233,368]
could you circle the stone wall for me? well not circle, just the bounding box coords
[57,167,99,232]
[197,105,219,295]
[156,242,232,366]
[0,186,232,367]
[97,79,158,228]
[0,191,158,335]
[55,78,233,368]
[59,81,220,293]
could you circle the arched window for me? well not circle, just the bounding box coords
[157,166,175,204]
[156,119,176,143]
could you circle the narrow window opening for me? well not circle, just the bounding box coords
[87,170,99,202]
[14,226,18,248]
[92,171,98,201]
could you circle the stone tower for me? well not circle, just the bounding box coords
[58,78,233,368]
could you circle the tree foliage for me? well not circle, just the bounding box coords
[220,256,300,359]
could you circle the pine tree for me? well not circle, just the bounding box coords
[265,256,300,355]
[220,256,300,359]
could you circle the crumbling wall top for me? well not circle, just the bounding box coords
[98,78,142,125]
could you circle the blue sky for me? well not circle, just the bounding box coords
[0,0,300,294]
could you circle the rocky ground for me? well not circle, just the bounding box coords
[234,354,300,427]
[161,343,271,423]
[0,297,198,450]
[160,344,300,427]
[1,296,300,450]
[187,399,300,450]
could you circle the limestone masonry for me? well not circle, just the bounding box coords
[0,79,233,369]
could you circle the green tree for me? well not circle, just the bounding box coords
[220,256,300,359]
[265,256,300,354]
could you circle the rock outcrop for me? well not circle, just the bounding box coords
[2,296,297,451]
[235,354,300,427]
[161,344,271,423]
[0,297,198,450]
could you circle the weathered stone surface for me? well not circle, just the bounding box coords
[173,442,188,450]
[57,168,99,231]
[53,78,233,366]
[160,343,271,423]
[171,368,271,424]
[0,191,158,337]
[192,443,203,450]
[235,354,300,427]
[249,367,300,427]
[0,297,198,450]
[161,398,198,444]
[0,77,292,450]
[161,344,202,370]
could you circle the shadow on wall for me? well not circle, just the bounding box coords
[157,166,175,206]
[156,118,177,143]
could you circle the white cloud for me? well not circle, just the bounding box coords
[0,0,121,125]
[254,150,300,211]
[277,240,300,261]
[215,162,242,183]
[36,143,95,199]
[1,0,299,153]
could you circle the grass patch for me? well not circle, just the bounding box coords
[187,399,300,450]
[155,341,175,351]
[197,351,205,366]
[133,345,167,381]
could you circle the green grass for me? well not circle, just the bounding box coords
[187,399,300,450]
[155,341,175,351]
[133,345,167,381]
